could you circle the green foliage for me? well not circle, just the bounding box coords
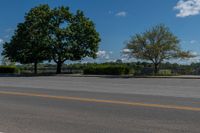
[125,24,192,74]
[2,4,100,74]
[2,4,52,74]
[0,66,19,74]
[83,64,133,75]
[158,69,172,76]
[17,61,200,76]
[49,7,100,73]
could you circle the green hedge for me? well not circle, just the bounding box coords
[158,69,172,76]
[0,66,19,74]
[83,65,133,75]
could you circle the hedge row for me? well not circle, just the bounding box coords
[0,66,19,74]
[83,65,133,75]
[158,69,172,76]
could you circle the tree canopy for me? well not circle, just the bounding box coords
[49,7,100,73]
[125,24,192,74]
[2,4,52,74]
[2,4,100,74]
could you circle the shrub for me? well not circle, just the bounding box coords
[158,69,172,76]
[0,66,19,74]
[83,65,133,75]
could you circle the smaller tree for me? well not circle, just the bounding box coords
[125,24,192,74]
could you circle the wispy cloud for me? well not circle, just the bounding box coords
[182,40,199,44]
[4,35,10,39]
[0,39,4,44]
[5,28,13,33]
[190,40,198,44]
[115,11,127,17]
[108,10,113,14]
[2,28,14,40]
[174,0,200,17]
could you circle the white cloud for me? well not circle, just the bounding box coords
[174,51,200,64]
[115,11,127,17]
[122,48,131,53]
[174,0,200,17]
[96,50,114,60]
[81,50,115,63]
[97,50,107,58]
[185,55,200,63]
[121,56,136,63]
[105,55,110,60]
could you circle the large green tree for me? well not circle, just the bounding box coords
[3,5,100,74]
[2,5,51,74]
[125,24,192,74]
[49,7,100,74]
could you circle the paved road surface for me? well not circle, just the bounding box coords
[0,76,200,133]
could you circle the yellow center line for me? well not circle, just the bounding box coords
[0,91,200,112]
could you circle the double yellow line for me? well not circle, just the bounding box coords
[0,91,200,112]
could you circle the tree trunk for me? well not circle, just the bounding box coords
[154,63,159,75]
[34,61,38,74]
[56,61,62,74]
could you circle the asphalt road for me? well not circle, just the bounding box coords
[0,76,200,133]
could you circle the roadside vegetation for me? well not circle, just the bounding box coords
[0,5,196,76]
[9,62,199,76]
[0,66,19,74]
[83,64,133,75]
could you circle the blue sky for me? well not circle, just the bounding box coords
[0,0,200,63]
